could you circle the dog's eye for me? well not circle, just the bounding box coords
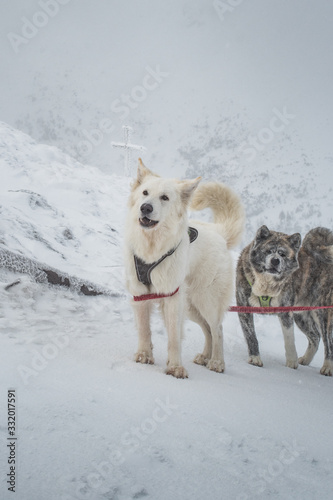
[278,250,286,257]
[143,190,148,196]
[160,194,169,201]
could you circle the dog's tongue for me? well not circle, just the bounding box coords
[140,217,158,228]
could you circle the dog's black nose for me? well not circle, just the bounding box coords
[140,203,153,216]
[271,257,280,267]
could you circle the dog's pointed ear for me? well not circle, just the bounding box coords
[255,225,271,243]
[179,177,202,205]
[288,233,301,251]
[131,159,159,191]
[137,158,155,183]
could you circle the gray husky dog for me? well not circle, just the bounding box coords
[236,225,333,376]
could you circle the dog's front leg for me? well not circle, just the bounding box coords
[238,312,263,367]
[278,312,298,369]
[207,323,225,373]
[133,300,154,364]
[161,293,188,379]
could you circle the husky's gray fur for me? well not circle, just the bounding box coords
[236,225,333,376]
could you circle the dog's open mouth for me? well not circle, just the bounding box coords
[139,217,159,228]
[266,268,281,275]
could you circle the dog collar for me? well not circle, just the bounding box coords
[134,226,198,287]
[246,276,272,307]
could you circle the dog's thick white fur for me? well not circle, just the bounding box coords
[124,159,245,378]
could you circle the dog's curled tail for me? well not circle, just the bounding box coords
[302,227,333,263]
[190,182,245,249]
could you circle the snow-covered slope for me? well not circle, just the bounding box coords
[0,122,128,289]
[3,1,333,246]
[183,112,333,242]
[1,125,333,500]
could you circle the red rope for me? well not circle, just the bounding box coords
[229,305,333,314]
[133,287,180,302]
[133,288,333,312]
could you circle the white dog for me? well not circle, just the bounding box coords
[124,159,244,378]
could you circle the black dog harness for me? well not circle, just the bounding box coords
[134,227,198,286]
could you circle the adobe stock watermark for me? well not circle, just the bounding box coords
[62,396,177,500]
[17,331,70,385]
[239,106,296,162]
[213,0,245,22]
[7,0,73,54]
[77,65,169,158]
[236,438,304,500]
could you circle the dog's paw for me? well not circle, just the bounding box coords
[286,358,298,369]
[207,359,225,373]
[193,353,208,366]
[248,355,263,367]
[135,351,154,365]
[320,360,333,376]
[298,355,310,366]
[166,365,188,379]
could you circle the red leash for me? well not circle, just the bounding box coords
[133,287,180,302]
[229,305,333,314]
[133,289,333,313]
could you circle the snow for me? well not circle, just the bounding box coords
[1,1,333,498]
[1,122,333,500]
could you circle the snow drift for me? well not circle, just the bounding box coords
[1,123,333,500]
